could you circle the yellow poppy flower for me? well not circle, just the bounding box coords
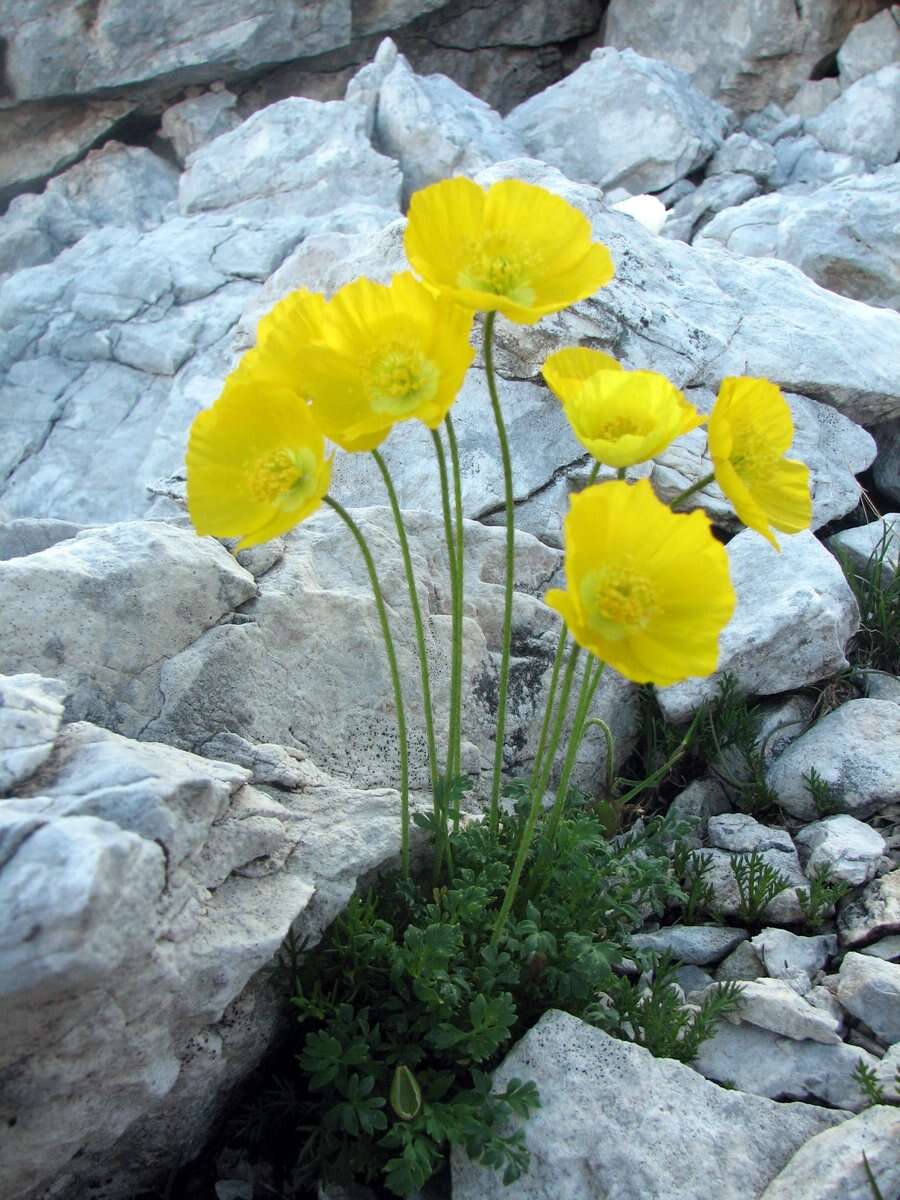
[404,177,615,325]
[545,480,736,686]
[543,347,704,468]
[186,368,332,550]
[268,272,475,453]
[708,377,812,549]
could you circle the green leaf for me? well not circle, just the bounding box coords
[390,1065,423,1121]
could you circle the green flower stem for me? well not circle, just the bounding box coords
[536,657,606,872]
[670,470,715,510]
[528,625,568,793]
[372,450,439,809]
[430,428,459,880]
[490,644,581,947]
[582,715,616,799]
[483,310,516,835]
[445,414,466,827]
[325,495,411,878]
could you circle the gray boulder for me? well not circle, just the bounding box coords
[696,165,900,311]
[452,1010,845,1199]
[838,6,900,87]
[766,700,900,822]
[838,869,900,949]
[694,1020,880,1110]
[795,816,887,887]
[0,680,419,1200]
[0,143,180,278]
[760,1106,900,1200]
[657,532,858,724]
[505,48,733,193]
[836,952,900,1045]
[0,673,67,793]
[828,515,900,585]
[806,64,900,165]
[159,88,242,165]
[629,925,748,966]
[603,0,887,112]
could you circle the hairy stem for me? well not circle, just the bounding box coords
[325,495,410,877]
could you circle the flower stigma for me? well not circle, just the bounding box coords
[580,563,658,641]
[367,341,440,416]
[248,447,318,510]
[458,233,537,304]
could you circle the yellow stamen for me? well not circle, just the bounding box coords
[458,233,536,304]
[580,564,658,640]
[367,341,439,416]
[247,447,317,509]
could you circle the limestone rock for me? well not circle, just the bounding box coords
[0,0,352,103]
[721,977,843,1043]
[760,1106,900,1200]
[0,511,636,798]
[451,1010,845,1199]
[602,0,887,112]
[505,48,733,193]
[795,816,887,888]
[0,99,136,206]
[696,165,900,311]
[707,132,778,182]
[770,132,868,190]
[838,870,900,948]
[0,673,67,793]
[0,521,258,735]
[179,97,401,216]
[159,89,242,165]
[828,515,900,585]
[703,845,808,926]
[629,925,748,966]
[751,928,838,983]
[657,532,859,724]
[873,418,900,506]
[0,143,180,277]
[708,814,795,856]
[766,700,900,822]
[346,39,525,202]
[716,940,767,983]
[806,64,900,165]
[0,696,418,1200]
[785,79,842,119]
[838,6,900,86]
[662,173,759,243]
[836,952,900,1045]
[694,1020,880,1111]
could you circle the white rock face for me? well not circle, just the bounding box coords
[839,870,900,949]
[0,511,635,798]
[159,89,242,165]
[766,700,900,822]
[721,977,842,1043]
[0,0,353,102]
[751,928,838,983]
[452,1010,845,1200]
[828,515,900,585]
[629,925,748,966]
[179,97,401,216]
[838,6,900,86]
[347,39,526,202]
[806,64,900,165]
[707,132,778,182]
[0,95,401,525]
[657,532,859,724]
[696,165,900,311]
[0,694,420,1200]
[760,1105,900,1200]
[694,1020,880,1111]
[836,952,900,1045]
[604,0,886,111]
[505,48,733,193]
[708,814,795,855]
[0,143,180,277]
[795,816,886,887]
[0,98,137,205]
[0,673,67,792]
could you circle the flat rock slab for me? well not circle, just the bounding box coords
[839,870,900,948]
[836,952,900,1046]
[760,1106,900,1200]
[452,1011,845,1200]
[629,925,748,965]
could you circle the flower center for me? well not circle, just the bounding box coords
[367,341,439,416]
[731,429,781,481]
[580,564,658,641]
[457,233,537,303]
[591,414,647,441]
[247,447,317,509]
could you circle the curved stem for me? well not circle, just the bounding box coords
[445,414,465,828]
[670,470,715,510]
[372,450,439,808]
[325,495,410,878]
[490,645,581,946]
[529,626,568,791]
[582,715,616,799]
[484,311,516,834]
[537,658,606,869]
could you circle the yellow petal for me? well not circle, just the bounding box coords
[543,347,622,401]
